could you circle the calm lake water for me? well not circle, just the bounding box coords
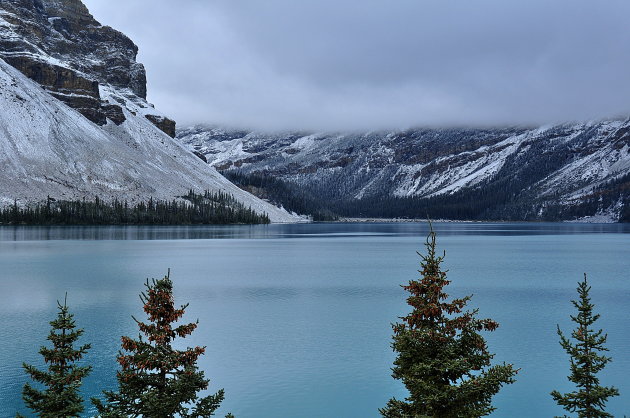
[1,222,629,417]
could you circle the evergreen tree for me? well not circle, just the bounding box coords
[551,274,619,418]
[19,295,91,417]
[93,270,230,417]
[380,227,517,418]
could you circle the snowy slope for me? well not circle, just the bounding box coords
[0,60,298,222]
[178,126,530,199]
[178,120,630,221]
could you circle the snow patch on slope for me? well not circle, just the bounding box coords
[541,143,630,200]
[393,133,526,197]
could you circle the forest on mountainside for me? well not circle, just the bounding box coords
[0,190,269,225]
[224,170,630,222]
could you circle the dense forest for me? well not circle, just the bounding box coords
[223,170,630,222]
[224,171,338,221]
[3,171,627,225]
[0,190,269,225]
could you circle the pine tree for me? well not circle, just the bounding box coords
[380,227,517,418]
[93,270,230,417]
[19,295,91,417]
[551,274,619,418]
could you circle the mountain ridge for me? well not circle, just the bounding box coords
[178,120,630,222]
[0,0,298,222]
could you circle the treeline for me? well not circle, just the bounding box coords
[223,171,337,221]
[0,190,269,225]
[222,170,539,221]
[223,169,630,222]
[542,172,630,222]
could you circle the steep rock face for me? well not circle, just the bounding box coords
[145,115,176,138]
[4,56,106,123]
[0,0,145,96]
[178,121,630,221]
[0,0,174,134]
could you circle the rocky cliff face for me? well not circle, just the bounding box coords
[0,0,174,134]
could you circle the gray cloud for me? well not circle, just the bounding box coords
[83,0,630,130]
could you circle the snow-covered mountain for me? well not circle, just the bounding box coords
[178,121,630,221]
[4,0,627,222]
[0,0,297,222]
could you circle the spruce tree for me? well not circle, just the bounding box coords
[93,270,230,417]
[381,228,517,418]
[19,295,91,417]
[551,274,619,418]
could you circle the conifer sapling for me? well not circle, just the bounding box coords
[551,274,619,418]
[19,294,91,417]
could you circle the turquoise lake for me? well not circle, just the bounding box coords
[1,222,629,417]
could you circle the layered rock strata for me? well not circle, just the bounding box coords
[0,0,174,133]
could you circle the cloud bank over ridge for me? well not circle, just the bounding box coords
[84,0,630,130]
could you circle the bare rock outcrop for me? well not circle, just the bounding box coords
[0,0,172,133]
[145,115,177,138]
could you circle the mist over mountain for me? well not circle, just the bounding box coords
[178,122,630,222]
[83,0,630,131]
[1,0,628,223]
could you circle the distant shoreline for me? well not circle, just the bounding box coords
[335,217,475,223]
[332,217,621,224]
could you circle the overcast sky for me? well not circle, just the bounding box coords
[83,0,630,131]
